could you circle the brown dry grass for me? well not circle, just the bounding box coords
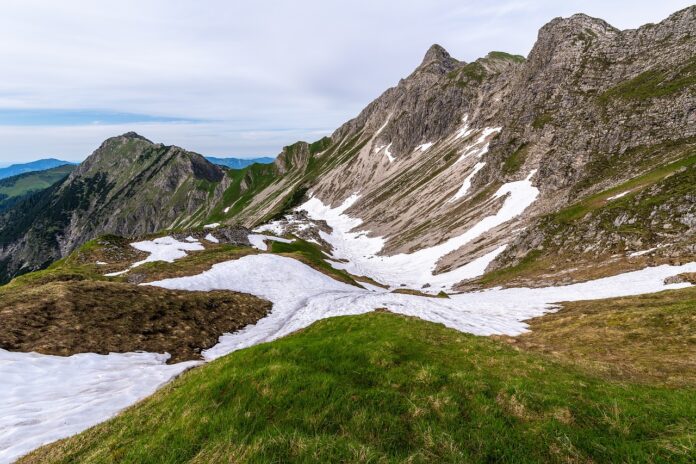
[0,280,271,363]
[503,286,696,387]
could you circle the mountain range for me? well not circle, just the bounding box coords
[0,158,76,180]
[205,156,275,169]
[1,6,696,463]
[1,6,694,285]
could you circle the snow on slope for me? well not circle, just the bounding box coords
[247,234,293,251]
[0,351,197,464]
[104,236,204,276]
[449,162,486,202]
[299,170,539,291]
[3,254,695,462]
[148,255,696,359]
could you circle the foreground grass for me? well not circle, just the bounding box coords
[22,312,696,463]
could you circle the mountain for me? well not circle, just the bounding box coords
[213,6,695,290]
[0,158,76,180]
[0,133,229,281]
[205,156,275,169]
[0,164,76,211]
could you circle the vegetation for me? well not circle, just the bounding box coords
[598,57,696,103]
[22,311,696,463]
[502,143,529,175]
[0,280,269,363]
[0,164,74,210]
[487,51,526,63]
[269,238,359,286]
[531,113,553,130]
[509,286,696,387]
[551,150,696,224]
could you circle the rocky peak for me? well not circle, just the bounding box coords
[119,131,153,142]
[413,44,461,76]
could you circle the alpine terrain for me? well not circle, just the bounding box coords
[1,5,695,464]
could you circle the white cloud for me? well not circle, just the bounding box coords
[0,0,692,161]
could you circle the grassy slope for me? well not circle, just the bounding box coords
[23,301,696,463]
[0,164,74,210]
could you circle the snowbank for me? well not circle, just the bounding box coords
[300,170,539,291]
[0,351,197,463]
[105,236,204,276]
[247,234,293,251]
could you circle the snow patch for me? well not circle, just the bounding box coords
[223,206,231,213]
[205,234,219,244]
[300,170,539,290]
[415,142,434,152]
[629,247,658,257]
[384,143,395,163]
[104,236,204,276]
[247,234,294,251]
[147,255,696,360]
[0,351,197,464]
[449,162,486,202]
[608,191,630,200]
[203,223,220,229]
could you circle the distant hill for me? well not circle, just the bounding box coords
[205,156,275,169]
[0,164,76,211]
[0,158,77,180]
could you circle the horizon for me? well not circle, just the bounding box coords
[1,0,693,164]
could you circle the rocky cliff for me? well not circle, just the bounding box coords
[0,133,230,282]
[217,6,695,288]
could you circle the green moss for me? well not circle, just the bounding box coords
[502,144,530,175]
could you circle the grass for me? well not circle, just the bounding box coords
[269,238,359,286]
[502,143,529,175]
[551,151,696,224]
[22,311,696,463]
[598,57,696,103]
[508,286,696,387]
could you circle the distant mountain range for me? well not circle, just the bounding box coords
[205,156,275,169]
[0,158,77,180]
[0,164,76,212]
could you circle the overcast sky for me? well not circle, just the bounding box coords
[0,0,692,164]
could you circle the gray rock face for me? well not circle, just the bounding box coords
[226,6,696,285]
[0,133,230,282]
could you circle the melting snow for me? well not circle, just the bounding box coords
[415,142,434,152]
[384,143,395,163]
[4,251,695,461]
[205,234,219,244]
[104,236,204,276]
[449,162,486,202]
[148,255,696,359]
[300,170,539,291]
[203,223,220,229]
[223,206,231,213]
[0,351,197,464]
[247,234,293,251]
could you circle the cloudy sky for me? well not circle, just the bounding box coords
[0,0,692,164]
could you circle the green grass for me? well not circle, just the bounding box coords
[23,312,696,463]
[531,113,553,130]
[487,51,526,63]
[598,57,696,104]
[269,238,359,286]
[0,164,75,210]
[551,151,696,224]
[502,144,529,175]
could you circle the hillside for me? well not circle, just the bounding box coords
[0,164,75,211]
[0,133,231,282]
[0,158,75,180]
[210,6,695,292]
[20,308,696,463]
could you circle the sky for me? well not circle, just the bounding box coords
[0,0,692,164]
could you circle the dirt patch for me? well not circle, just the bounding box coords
[0,280,271,363]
